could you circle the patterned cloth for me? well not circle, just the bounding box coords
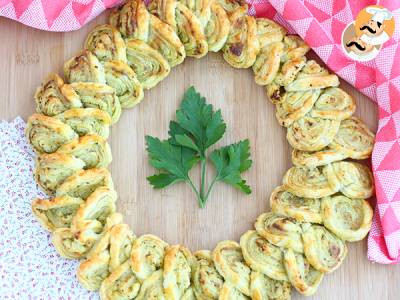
[0,0,399,264]
[0,118,98,299]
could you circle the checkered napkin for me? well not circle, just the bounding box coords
[0,0,399,265]
[0,118,97,299]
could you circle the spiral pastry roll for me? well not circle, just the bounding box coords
[130,234,169,281]
[324,161,374,199]
[329,117,375,160]
[163,245,194,299]
[285,60,340,92]
[217,0,248,15]
[302,224,347,273]
[57,134,112,169]
[126,39,170,89]
[250,271,291,300]
[32,195,84,231]
[35,73,82,116]
[286,115,340,151]
[270,186,322,224]
[283,249,323,296]
[275,89,321,127]
[310,87,356,121]
[222,7,260,68]
[34,153,85,194]
[322,195,373,242]
[56,168,114,199]
[253,42,284,86]
[212,240,251,296]
[219,283,250,300]
[64,50,106,84]
[99,261,141,300]
[52,212,122,259]
[149,0,208,58]
[254,212,304,253]
[135,269,166,299]
[85,24,127,63]
[192,250,224,299]
[179,0,212,28]
[26,114,78,154]
[54,108,111,139]
[69,82,121,124]
[239,230,288,281]
[282,166,337,198]
[204,3,230,52]
[256,18,286,48]
[77,223,135,290]
[291,147,347,168]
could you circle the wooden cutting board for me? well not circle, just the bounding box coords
[0,12,399,300]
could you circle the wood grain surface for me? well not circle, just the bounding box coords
[1,13,399,300]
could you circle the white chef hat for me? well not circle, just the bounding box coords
[366,7,393,24]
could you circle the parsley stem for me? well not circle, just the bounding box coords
[186,177,203,207]
[200,158,207,202]
[202,175,219,205]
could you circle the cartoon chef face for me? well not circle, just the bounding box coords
[360,7,392,38]
[360,19,385,37]
[346,36,375,55]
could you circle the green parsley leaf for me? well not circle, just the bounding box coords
[210,139,252,194]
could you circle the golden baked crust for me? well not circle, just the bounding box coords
[253,42,284,86]
[35,73,82,116]
[310,87,356,121]
[54,108,112,138]
[179,0,212,28]
[32,195,84,231]
[302,224,347,273]
[240,230,288,281]
[26,113,78,154]
[282,166,337,198]
[56,167,114,199]
[291,147,348,168]
[85,24,127,63]
[217,0,248,15]
[135,269,166,299]
[99,260,141,300]
[212,240,251,296]
[323,161,374,199]
[205,3,230,52]
[34,152,85,194]
[254,212,304,253]
[163,245,194,299]
[250,271,291,300]
[64,50,106,84]
[322,195,373,242]
[283,248,323,296]
[57,134,112,169]
[222,7,260,68]
[256,18,286,49]
[218,283,250,300]
[192,250,224,299]
[270,186,322,224]
[330,117,375,160]
[126,38,170,89]
[130,234,169,281]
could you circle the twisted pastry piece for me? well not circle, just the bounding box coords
[219,284,250,300]
[57,134,112,169]
[204,2,230,52]
[99,260,141,300]
[32,195,84,231]
[250,271,291,300]
[35,73,82,116]
[283,249,323,296]
[240,230,288,281]
[130,234,169,281]
[324,161,374,199]
[212,240,251,296]
[254,212,304,254]
[149,0,208,58]
[54,108,111,139]
[291,147,348,168]
[77,223,135,290]
[192,250,224,299]
[135,269,166,299]
[110,0,186,66]
[282,166,337,198]
[26,113,78,154]
[55,168,114,199]
[270,186,322,224]
[69,82,121,124]
[322,195,373,242]
[34,152,85,194]
[64,50,106,83]
[163,245,194,299]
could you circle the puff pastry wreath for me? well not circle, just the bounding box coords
[27,0,376,298]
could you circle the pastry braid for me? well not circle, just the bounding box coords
[27,0,376,298]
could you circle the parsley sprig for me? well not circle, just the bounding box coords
[146,87,252,208]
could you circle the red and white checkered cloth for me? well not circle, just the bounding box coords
[1,0,399,264]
